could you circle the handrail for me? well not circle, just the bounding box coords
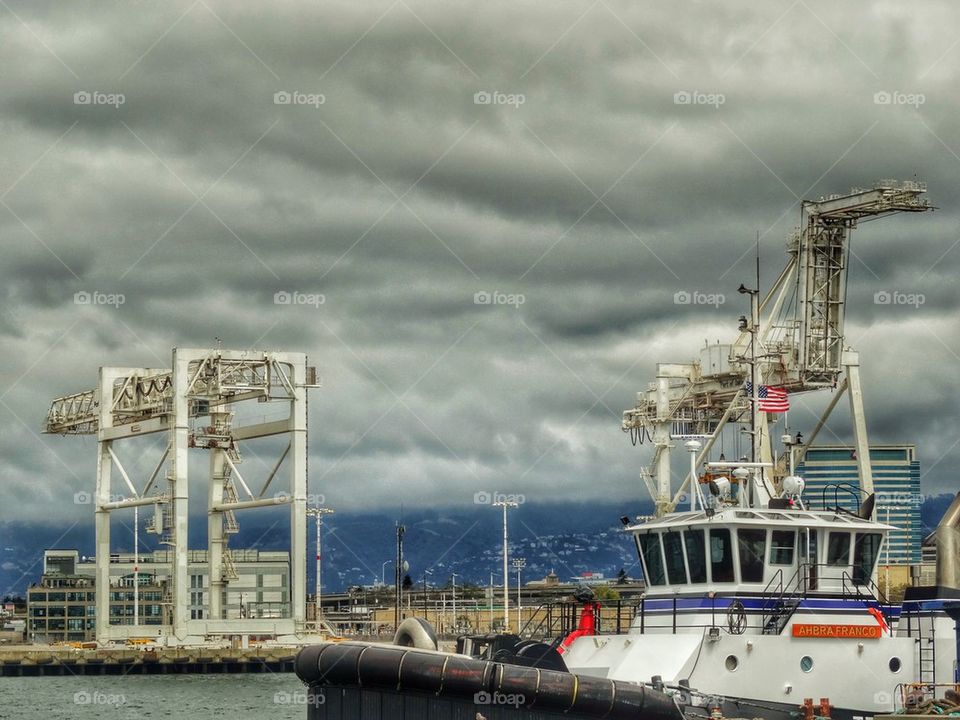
[818,481,866,512]
[841,570,893,633]
[760,564,808,633]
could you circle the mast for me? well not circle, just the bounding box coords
[622,180,933,515]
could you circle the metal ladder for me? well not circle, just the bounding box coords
[906,610,937,688]
[761,567,805,635]
[219,446,242,581]
[919,613,937,687]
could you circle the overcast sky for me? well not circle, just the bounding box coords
[1,0,959,525]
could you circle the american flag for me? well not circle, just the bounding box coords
[745,382,790,412]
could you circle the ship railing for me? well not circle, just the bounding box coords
[518,600,598,640]
[635,566,891,637]
[518,598,643,640]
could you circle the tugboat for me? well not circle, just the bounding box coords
[296,181,959,719]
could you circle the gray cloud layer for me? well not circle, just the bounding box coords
[1,0,959,523]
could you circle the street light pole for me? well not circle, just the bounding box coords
[306,506,335,625]
[451,573,457,634]
[382,560,392,586]
[883,504,909,597]
[422,570,432,623]
[488,572,494,631]
[133,505,139,627]
[493,500,518,630]
[513,557,525,634]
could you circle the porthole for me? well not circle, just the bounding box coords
[889,657,902,674]
[800,655,813,672]
[725,655,739,672]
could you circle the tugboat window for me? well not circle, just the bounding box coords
[684,529,707,583]
[827,532,851,566]
[710,529,735,582]
[889,657,902,673]
[725,654,739,671]
[770,530,796,565]
[663,532,688,585]
[853,533,882,585]
[800,656,814,672]
[737,528,767,582]
[637,533,666,586]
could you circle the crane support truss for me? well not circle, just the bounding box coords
[44,348,319,644]
[622,180,933,516]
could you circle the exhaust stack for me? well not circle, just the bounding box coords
[933,492,960,590]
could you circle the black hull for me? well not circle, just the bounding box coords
[296,642,682,720]
[306,686,873,720]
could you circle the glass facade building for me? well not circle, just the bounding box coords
[796,445,921,564]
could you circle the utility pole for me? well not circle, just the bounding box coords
[492,500,518,630]
[395,524,405,629]
[307,506,334,625]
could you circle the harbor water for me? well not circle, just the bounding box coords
[0,673,307,719]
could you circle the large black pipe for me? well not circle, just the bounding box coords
[296,642,682,720]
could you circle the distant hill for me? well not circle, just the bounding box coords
[0,499,654,597]
[920,492,956,534]
[5,492,953,599]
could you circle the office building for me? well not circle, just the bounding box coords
[27,548,290,643]
[796,444,922,564]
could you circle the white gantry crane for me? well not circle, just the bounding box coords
[622,180,933,517]
[44,347,319,643]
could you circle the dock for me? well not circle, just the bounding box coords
[0,644,300,676]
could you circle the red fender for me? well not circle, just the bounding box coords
[557,601,600,655]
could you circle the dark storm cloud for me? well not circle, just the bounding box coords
[2,0,960,523]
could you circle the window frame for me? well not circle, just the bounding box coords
[709,528,735,583]
[683,528,708,584]
[737,528,768,583]
[769,529,796,566]
[827,532,852,567]
[636,532,667,586]
[662,531,688,585]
